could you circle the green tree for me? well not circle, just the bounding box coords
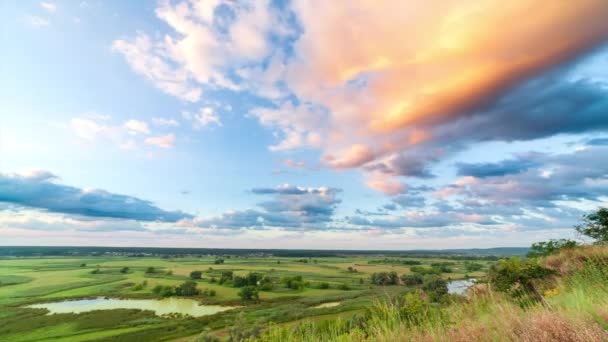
[527,239,579,257]
[421,276,448,302]
[190,270,202,279]
[575,208,608,242]
[488,257,554,306]
[400,274,423,286]
[120,267,129,274]
[145,267,155,274]
[175,280,200,296]
[238,285,259,301]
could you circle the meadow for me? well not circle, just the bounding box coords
[0,251,492,341]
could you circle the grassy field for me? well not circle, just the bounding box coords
[0,254,490,341]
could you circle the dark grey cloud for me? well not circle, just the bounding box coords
[0,171,192,222]
[433,146,608,231]
[194,185,342,230]
[456,158,540,178]
[392,195,426,208]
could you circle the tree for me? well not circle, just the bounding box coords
[575,208,608,242]
[175,280,200,296]
[488,257,554,307]
[190,270,202,279]
[145,267,155,274]
[370,271,399,285]
[421,276,448,302]
[238,286,259,301]
[527,239,579,257]
[401,274,423,286]
[120,267,129,274]
[464,262,484,272]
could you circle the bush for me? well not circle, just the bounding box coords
[190,271,202,279]
[282,276,304,290]
[239,286,259,301]
[317,282,330,289]
[175,280,200,296]
[401,274,424,286]
[120,267,129,274]
[153,285,174,297]
[145,267,155,274]
[421,276,448,302]
[370,271,399,285]
[337,283,350,290]
[91,268,101,274]
[488,257,554,306]
[464,262,484,272]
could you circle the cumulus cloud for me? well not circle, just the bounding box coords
[193,185,341,230]
[114,0,608,196]
[0,170,192,222]
[193,107,221,128]
[124,119,150,135]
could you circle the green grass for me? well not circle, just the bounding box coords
[0,254,493,341]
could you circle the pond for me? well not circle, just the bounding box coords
[448,279,476,295]
[313,302,341,309]
[26,297,235,317]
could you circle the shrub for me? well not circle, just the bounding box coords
[90,268,101,274]
[370,271,399,285]
[337,283,350,290]
[175,280,200,296]
[120,267,129,274]
[464,262,484,272]
[317,282,330,289]
[239,286,259,301]
[145,267,155,274]
[401,274,424,286]
[190,271,202,279]
[153,285,174,297]
[421,276,448,302]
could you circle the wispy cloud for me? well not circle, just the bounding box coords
[145,133,175,149]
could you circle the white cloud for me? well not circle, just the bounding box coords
[23,15,49,28]
[193,107,221,128]
[70,118,105,141]
[152,117,180,127]
[145,133,175,149]
[112,34,202,102]
[40,2,56,13]
[124,119,150,135]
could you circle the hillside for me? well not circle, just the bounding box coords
[248,245,608,342]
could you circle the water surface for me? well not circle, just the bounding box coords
[448,279,476,295]
[27,297,235,317]
[313,302,341,309]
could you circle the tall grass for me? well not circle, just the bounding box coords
[254,246,608,342]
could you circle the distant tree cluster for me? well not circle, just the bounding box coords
[152,280,216,298]
[370,271,400,285]
[369,258,422,266]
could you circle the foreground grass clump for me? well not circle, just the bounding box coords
[254,245,608,342]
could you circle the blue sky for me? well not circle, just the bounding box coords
[1,0,608,249]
